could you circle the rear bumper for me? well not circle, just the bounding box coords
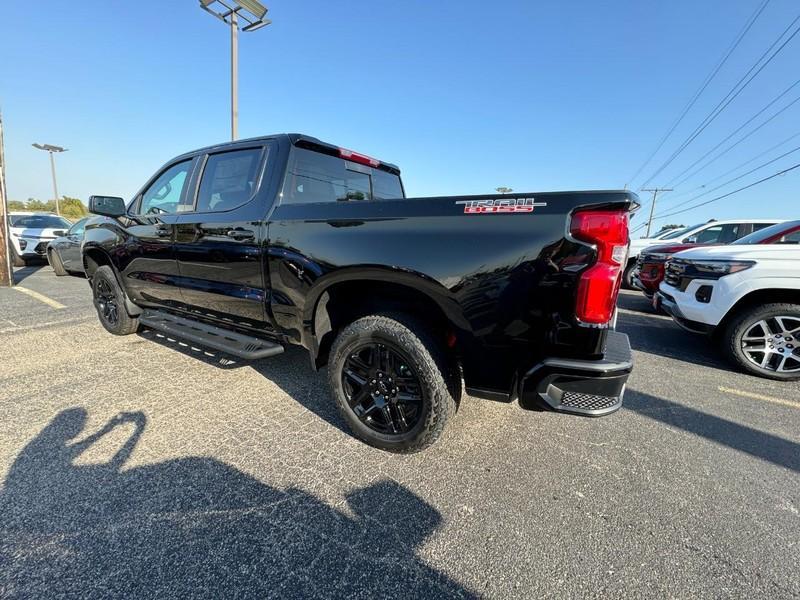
[518,330,632,417]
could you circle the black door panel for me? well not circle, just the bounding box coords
[174,219,268,324]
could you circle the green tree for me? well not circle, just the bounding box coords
[6,197,89,221]
[59,197,89,220]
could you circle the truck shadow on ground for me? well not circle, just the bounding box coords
[624,389,800,473]
[137,329,349,436]
[0,407,476,599]
[616,310,728,370]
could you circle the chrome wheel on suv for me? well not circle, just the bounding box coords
[741,316,800,374]
[724,303,800,381]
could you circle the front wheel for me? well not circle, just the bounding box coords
[48,249,67,276]
[328,314,458,453]
[91,265,139,335]
[9,244,25,268]
[722,303,800,381]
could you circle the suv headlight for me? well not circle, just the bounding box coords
[690,259,755,278]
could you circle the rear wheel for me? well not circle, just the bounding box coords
[91,265,139,335]
[723,303,800,381]
[48,249,67,276]
[328,314,458,453]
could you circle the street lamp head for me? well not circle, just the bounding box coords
[32,143,67,153]
[199,0,271,31]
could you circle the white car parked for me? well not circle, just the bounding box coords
[7,212,72,267]
[657,220,800,380]
[624,218,782,288]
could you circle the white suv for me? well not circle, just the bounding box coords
[624,218,781,288]
[7,212,72,266]
[657,220,800,380]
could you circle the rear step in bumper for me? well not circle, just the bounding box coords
[139,309,284,360]
[518,330,632,417]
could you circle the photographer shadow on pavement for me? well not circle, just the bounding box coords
[137,328,352,436]
[0,408,476,599]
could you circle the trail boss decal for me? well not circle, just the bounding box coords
[455,198,547,214]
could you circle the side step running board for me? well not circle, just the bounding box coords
[139,309,284,360]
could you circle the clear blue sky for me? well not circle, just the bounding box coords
[1,0,797,233]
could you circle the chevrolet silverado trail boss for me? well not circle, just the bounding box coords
[84,134,638,452]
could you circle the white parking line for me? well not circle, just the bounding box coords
[12,286,66,310]
[0,316,93,335]
[718,386,800,409]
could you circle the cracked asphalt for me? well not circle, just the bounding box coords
[1,265,798,599]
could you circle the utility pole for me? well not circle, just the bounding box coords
[0,112,12,286]
[32,143,67,215]
[641,187,673,237]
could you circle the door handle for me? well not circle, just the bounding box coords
[155,225,171,237]
[226,229,255,241]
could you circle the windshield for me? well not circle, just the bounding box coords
[9,214,72,229]
[733,220,800,245]
[661,224,700,240]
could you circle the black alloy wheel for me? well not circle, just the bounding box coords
[342,342,423,435]
[95,278,120,326]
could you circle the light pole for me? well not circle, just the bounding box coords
[32,143,67,216]
[199,0,271,141]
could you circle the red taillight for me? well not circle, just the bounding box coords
[570,209,629,325]
[339,147,380,168]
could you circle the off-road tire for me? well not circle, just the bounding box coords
[92,265,139,336]
[328,313,458,453]
[722,302,800,381]
[48,249,68,276]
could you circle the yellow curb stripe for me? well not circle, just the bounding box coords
[12,286,66,309]
[718,386,800,409]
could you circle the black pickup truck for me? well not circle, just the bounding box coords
[84,134,637,452]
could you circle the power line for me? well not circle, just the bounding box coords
[626,0,770,187]
[655,160,800,219]
[661,128,800,201]
[657,143,800,215]
[667,91,800,191]
[639,14,800,189]
[663,77,800,188]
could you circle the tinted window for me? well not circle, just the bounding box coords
[781,230,800,244]
[734,221,800,245]
[690,223,742,244]
[68,218,88,237]
[373,169,404,199]
[9,214,71,229]
[282,148,403,204]
[196,148,263,213]
[663,224,700,240]
[139,160,193,215]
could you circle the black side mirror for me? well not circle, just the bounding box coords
[53,230,67,237]
[89,195,126,218]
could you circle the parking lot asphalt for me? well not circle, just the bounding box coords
[1,265,798,599]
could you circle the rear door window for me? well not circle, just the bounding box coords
[282,148,403,204]
[195,148,264,213]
